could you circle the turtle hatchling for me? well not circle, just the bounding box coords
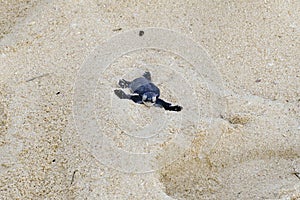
[114,71,182,112]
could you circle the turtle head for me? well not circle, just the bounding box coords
[142,92,157,107]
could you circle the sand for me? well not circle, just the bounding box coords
[0,0,299,199]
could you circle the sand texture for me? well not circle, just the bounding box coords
[0,1,299,199]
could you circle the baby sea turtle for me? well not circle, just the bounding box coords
[114,72,182,112]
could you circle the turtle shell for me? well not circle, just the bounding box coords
[129,77,160,97]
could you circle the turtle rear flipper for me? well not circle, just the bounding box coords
[143,71,151,81]
[114,89,143,104]
[114,89,130,99]
[118,79,131,88]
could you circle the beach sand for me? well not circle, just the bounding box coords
[0,1,299,199]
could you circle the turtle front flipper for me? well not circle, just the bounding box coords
[114,89,143,104]
[143,71,151,81]
[118,79,131,88]
[155,98,182,112]
[129,95,143,104]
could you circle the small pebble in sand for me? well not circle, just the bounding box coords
[139,30,144,36]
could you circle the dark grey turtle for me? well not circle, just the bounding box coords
[114,72,182,112]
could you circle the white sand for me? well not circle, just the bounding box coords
[0,1,299,199]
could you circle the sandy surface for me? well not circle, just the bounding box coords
[0,0,299,199]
